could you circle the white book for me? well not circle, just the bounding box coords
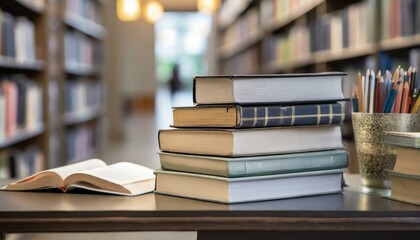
[159,125,343,157]
[155,169,345,203]
[2,159,156,196]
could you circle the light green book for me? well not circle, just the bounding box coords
[155,169,345,204]
[159,149,348,177]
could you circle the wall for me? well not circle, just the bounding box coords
[103,1,157,141]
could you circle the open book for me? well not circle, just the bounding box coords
[2,159,156,196]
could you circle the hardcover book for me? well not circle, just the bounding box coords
[385,132,420,148]
[159,149,349,177]
[155,169,345,204]
[389,170,420,205]
[158,125,343,157]
[172,103,345,128]
[2,159,156,196]
[391,147,420,175]
[193,72,346,105]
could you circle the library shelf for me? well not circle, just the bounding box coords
[218,0,254,31]
[64,108,102,126]
[314,44,377,63]
[0,126,44,149]
[379,35,420,52]
[64,64,103,77]
[64,12,105,40]
[67,149,98,165]
[270,0,324,33]
[0,58,44,72]
[218,32,263,60]
[264,44,376,73]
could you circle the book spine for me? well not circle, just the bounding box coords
[237,103,345,128]
[227,150,349,177]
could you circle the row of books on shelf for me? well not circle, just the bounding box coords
[381,0,420,40]
[0,9,36,62]
[260,0,322,30]
[64,30,102,69]
[155,72,348,203]
[220,46,259,74]
[65,123,98,164]
[66,0,102,25]
[217,0,253,29]
[385,132,420,205]
[65,80,102,116]
[220,7,260,56]
[0,75,42,141]
[265,0,375,66]
[0,145,44,179]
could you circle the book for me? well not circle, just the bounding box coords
[158,125,343,157]
[193,72,346,105]
[392,147,420,175]
[171,103,345,128]
[385,132,420,148]
[155,169,345,203]
[2,159,156,196]
[389,170,420,205]
[159,149,349,177]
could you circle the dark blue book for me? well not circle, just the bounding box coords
[172,103,345,128]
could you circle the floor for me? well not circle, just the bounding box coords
[7,87,196,240]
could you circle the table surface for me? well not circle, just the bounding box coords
[0,174,420,233]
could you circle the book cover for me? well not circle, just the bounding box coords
[172,103,345,128]
[159,149,349,177]
[155,169,345,204]
[193,72,347,105]
[159,125,343,157]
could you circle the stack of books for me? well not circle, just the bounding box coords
[385,132,420,205]
[156,72,349,204]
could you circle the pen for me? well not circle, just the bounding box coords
[357,71,364,112]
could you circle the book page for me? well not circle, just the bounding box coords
[67,162,155,185]
[52,159,107,179]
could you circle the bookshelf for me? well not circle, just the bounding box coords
[60,0,105,165]
[217,0,420,75]
[0,0,106,179]
[0,0,48,178]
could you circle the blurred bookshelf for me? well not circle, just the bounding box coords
[217,0,420,75]
[216,0,420,173]
[61,0,105,166]
[0,0,105,179]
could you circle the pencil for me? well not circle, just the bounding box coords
[377,76,385,113]
[357,71,364,112]
[401,81,410,113]
[368,70,376,113]
[411,88,419,113]
[392,69,404,113]
[364,69,370,112]
[412,89,420,113]
[385,83,400,113]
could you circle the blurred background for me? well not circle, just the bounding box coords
[2,0,420,186]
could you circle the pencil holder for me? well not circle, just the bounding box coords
[352,112,420,196]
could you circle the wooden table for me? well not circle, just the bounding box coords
[0,175,419,240]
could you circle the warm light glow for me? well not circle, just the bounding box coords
[197,0,220,13]
[144,1,164,24]
[117,0,141,21]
